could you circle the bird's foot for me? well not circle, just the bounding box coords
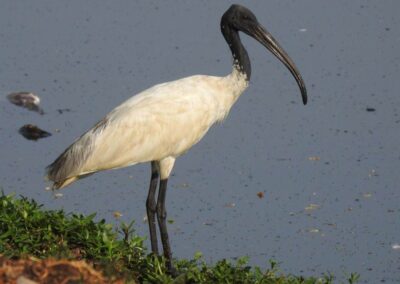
[166,262,179,277]
[168,267,179,278]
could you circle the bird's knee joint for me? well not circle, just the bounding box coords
[151,171,159,180]
[156,206,167,220]
[146,199,157,212]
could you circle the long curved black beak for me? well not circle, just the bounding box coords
[252,25,308,105]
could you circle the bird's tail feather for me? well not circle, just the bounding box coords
[46,131,95,189]
[49,172,95,190]
[52,176,78,190]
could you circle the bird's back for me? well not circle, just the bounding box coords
[46,73,245,189]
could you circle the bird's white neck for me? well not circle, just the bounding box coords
[210,66,249,123]
[226,65,249,100]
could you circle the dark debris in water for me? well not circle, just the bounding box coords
[366,107,376,112]
[19,124,51,141]
[7,92,44,114]
[57,108,72,114]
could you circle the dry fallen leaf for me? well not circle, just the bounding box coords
[305,204,320,211]
[175,182,190,189]
[257,192,264,199]
[392,243,400,250]
[53,193,63,199]
[368,169,378,177]
[113,211,123,219]
[363,193,372,198]
[224,202,236,208]
[0,256,110,284]
[308,156,320,161]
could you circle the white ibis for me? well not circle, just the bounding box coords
[46,4,307,273]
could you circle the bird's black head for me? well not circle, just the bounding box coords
[221,4,259,34]
[221,4,308,105]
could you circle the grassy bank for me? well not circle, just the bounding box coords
[0,193,359,283]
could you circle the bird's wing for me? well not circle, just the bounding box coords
[46,75,223,188]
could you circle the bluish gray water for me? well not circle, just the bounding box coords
[1,1,399,283]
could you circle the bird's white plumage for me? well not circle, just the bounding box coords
[48,68,248,186]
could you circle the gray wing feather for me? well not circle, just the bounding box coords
[46,118,109,184]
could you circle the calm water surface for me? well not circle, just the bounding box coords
[1,1,399,283]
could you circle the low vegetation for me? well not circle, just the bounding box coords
[0,193,359,283]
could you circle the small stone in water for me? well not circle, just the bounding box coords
[7,92,44,114]
[19,124,51,141]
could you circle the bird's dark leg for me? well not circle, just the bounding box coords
[157,178,174,273]
[146,161,159,254]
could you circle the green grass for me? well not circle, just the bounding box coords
[0,193,359,283]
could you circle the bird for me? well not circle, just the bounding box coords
[46,4,307,273]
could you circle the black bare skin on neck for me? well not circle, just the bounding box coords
[220,6,252,80]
